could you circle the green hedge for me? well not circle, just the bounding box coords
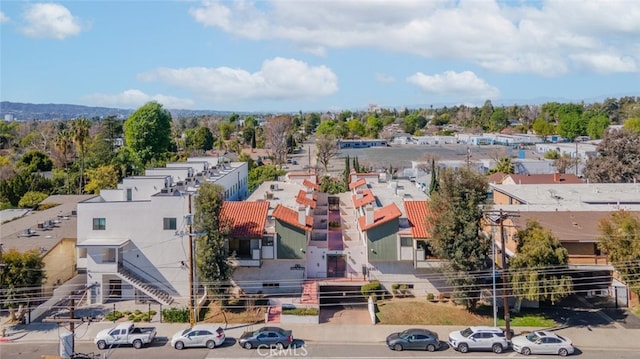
[281,307,319,316]
[162,307,189,323]
[361,280,382,300]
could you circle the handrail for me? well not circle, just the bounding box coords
[120,259,176,295]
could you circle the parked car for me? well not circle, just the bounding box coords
[95,321,156,349]
[448,326,509,354]
[511,331,574,356]
[386,328,440,351]
[238,326,293,350]
[170,324,225,350]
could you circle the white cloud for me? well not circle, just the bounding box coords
[570,53,637,73]
[407,70,499,99]
[0,11,10,24]
[138,57,338,103]
[189,0,640,75]
[20,3,85,39]
[82,90,195,109]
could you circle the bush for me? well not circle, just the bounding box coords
[281,307,319,316]
[18,191,49,209]
[162,307,189,323]
[391,283,400,296]
[105,311,125,321]
[361,281,382,300]
[426,293,435,301]
[36,202,59,211]
[328,221,341,228]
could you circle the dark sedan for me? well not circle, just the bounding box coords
[238,326,293,350]
[386,328,440,352]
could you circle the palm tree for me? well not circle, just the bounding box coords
[489,157,515,174]
[70,118,91,194]
[54,129,72,194]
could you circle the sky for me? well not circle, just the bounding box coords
[1,0,639,113]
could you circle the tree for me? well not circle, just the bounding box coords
[583,129,640,183]
[316,120,340,137]
[346,119,366,138]
[427,168,490,309]
[344,155,351,188]
[586,114,610,139]
[623,118,640,133]
[1,248,46,320]
[194,183,234,292]
[531,118,555,139]
[248,165,286,192]
[316,134,339,172]
[84,165,119,194]
[17,191,49,208]
[70,117,91,194]
[0,171,53,206]
[557,112,586,140]
[192,127,214,152]
[488,157,514,174]
[428,158,438,195]
[265,115,293,165]
[553,153,578,174]
[488,107,509,132]
[598,211,640,298]
[124,101,173,166]
[17,150,53,173]
[510,220,573,311]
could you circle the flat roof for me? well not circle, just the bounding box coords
[491,183,640,206]
[77,238,130,247]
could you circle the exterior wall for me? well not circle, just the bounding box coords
[367,219,399,262]
[563,242,597,256]
[78,195,191,302]
[145,168,193,182]
[206,162,249,200]
[492,190,524,205]
[276,221,307,259]
[42,237,77,296]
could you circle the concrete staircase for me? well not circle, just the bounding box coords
[118,267,174,305]
[266,305,281,323]
[301,281,319,304]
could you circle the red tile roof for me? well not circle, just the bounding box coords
[504,173,583,185]
[220,201,269,238]
[403,201,434,239]
[272,204,313,231]
[351,188,375,208]
[302,179,319,190]
[349,178,367,190]
[296,190,317,209]
[358,203,402,231]
[487,172,506,184]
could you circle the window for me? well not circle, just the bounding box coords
[400,237,413,247]
[163,217,177,230]
[262,282,279,288]
[102,248,116,263]
[93,218,106,230]
[126,188,132,201]
[262,237,274,246]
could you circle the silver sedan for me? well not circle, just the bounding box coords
[511,331,575,356]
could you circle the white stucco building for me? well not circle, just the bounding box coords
[77,158,248,305]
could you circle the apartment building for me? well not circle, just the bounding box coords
[76,158,248,305]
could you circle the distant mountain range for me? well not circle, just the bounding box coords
[0,102,236,121]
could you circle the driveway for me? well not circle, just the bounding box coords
[320,306,371,324]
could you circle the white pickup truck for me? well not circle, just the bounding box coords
[95,321,157,349]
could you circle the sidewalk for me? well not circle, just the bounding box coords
[2,320,640,351]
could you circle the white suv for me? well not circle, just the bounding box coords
[448,326,509,354]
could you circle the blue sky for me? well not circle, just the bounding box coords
[1,0,639,113]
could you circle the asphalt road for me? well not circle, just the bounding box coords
[3,340,640,359]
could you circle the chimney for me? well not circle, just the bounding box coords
[365,204,375,225]
[298,206,307,226]
[554,173,560,182]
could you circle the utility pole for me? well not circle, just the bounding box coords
[43,298,94,357]
[483,209,519,340]
[499,209,511,340]
[188,192,195,327]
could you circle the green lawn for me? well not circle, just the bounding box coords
[376,300,557,327]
